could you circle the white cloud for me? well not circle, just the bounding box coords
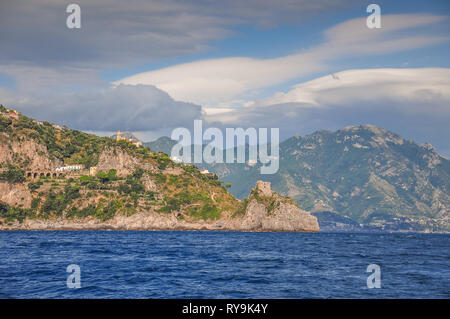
[204,67,450,156]
[0,84,203,132]
[251,68,450,108]
[115,55,322,105]
[116,14,449,107]
[322,14,446,46]
[0,0,350,91]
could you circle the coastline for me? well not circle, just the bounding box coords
[0,208,320,232]
[0,226,317,232]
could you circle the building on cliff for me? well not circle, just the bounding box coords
[256,180,272,196]
[55,165,83,172]
[116,130,142,147]
[89,166,97,176]
[1,108,19,119]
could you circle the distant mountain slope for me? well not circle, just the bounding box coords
[145,125,450,232]
[311,211,378,232]
[144,136,176,155]
[220,125,450,232]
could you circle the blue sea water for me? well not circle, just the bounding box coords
[0,231,448,299]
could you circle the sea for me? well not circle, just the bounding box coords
[0,231,448,298]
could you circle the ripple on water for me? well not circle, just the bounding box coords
[0,231,448,298]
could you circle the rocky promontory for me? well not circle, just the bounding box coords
[0,181,319,232]
[0,106,318,232]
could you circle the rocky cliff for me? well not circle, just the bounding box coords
[0,181,319,232]
[225,181,319,232]
[0,105,318,232]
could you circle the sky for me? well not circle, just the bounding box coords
[0,0,449,155]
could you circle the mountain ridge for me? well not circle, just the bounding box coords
[144,125,450,232]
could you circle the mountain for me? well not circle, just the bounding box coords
[0,105,318,232]
[145,125,450,232]
[144,136,177,155]
[216,125,450,232]
[311,211,380,232]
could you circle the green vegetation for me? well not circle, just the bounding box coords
[151,153,172,170]
[11,116,108,167]
[31,198,41,210]
[158,191,208,213]
[65,200,122,221]
[152,173,167,185]
[98,200,122,221]
[0,164,26,183]
[0,116,12,131]
[0,106,244,225]
[96,169,117,183]
[66,204,97,219]
[41,184,81,217]
[0,201,35,223]
[187,203,221,220]
[0,105,155,169]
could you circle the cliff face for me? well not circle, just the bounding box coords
[0,181,319,232]
[0,182,33,209]
[95,146,157,176]
[0,106,318,232]
[0,133,62,170]
[226,181,319,232]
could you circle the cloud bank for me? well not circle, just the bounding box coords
[116,14,449,106]
[0,85,203,132]
[205,68,450,156]
[0,0,350,91]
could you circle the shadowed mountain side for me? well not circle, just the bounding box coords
[145,125,450,232]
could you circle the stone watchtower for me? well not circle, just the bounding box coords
[256,180,272,197]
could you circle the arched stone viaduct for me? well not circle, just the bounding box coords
[26,171,65,179]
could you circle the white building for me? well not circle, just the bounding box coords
[170,155,183,163]
[55,165,83,172]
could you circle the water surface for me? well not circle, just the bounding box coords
[0,231,448,298]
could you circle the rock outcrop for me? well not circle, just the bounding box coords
[0,133,62,170]
[96,147,157,176]
[0,181,319,232]
[0,181,33,209]
[229,181,319,232]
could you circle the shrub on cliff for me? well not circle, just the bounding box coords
[0,201,35,223]
[188,203,221,220]
[66,204,97,219]
[96,169,117,183]
[97,200,122,221]
[0,116,12,132]
[0,164,26,183]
